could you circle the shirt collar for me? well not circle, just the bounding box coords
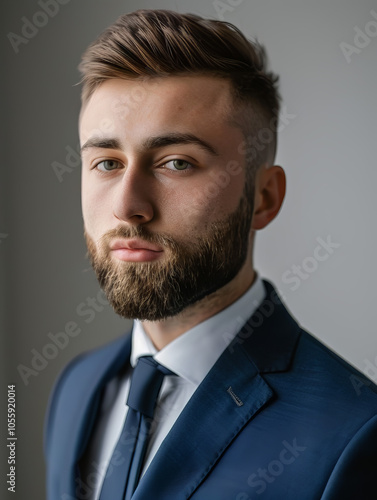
[131,274,265,386]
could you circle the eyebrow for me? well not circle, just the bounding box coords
[80,133,219,157]
[80,138,122,154]
[142,133,219,156]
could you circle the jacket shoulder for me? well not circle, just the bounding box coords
[298,329,377,400]
[44,332,131,459]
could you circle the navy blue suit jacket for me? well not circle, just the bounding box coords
[44,281,377,499]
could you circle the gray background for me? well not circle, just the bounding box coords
[2,0,377,498]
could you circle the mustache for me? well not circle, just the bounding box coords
[90,225,179,251]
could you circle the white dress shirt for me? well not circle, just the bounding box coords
[81,275,265,499]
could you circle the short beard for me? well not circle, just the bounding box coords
[85,191,253,321]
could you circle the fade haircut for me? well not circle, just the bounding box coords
[79,9,281,173]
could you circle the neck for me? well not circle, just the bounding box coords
[141,263,256,350]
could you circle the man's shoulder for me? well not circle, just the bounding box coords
[44,331,132,458]
[50,330,132,399]
[62,331,132,379]
[297,329,377,395]
[279,327,377,426]
[257,280,377,404]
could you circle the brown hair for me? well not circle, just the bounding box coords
[79,9,280,168]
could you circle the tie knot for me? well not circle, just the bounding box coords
[126,356,174,418]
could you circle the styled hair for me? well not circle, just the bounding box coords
[79,9,280,168]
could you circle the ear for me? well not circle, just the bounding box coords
[251,165,286,230]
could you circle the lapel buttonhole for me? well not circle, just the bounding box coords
[227,386,244,407]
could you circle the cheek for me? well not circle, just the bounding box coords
[81,180,111,237]
[189,172,244,217]
[163,175,243,232]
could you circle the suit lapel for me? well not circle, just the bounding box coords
[133,280,301,500]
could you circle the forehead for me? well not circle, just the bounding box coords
[79,75,236,140]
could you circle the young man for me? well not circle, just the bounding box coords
[44,10,377,500]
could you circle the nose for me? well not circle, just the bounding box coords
[112,165,154,225]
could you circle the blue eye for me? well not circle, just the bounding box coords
[165,159,192,171]
[96,160,120,172]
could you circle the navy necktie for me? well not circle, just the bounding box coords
[99,356,173,500]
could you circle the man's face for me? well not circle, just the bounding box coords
[80,76,253,321]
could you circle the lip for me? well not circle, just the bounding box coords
[110,238,163,262]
